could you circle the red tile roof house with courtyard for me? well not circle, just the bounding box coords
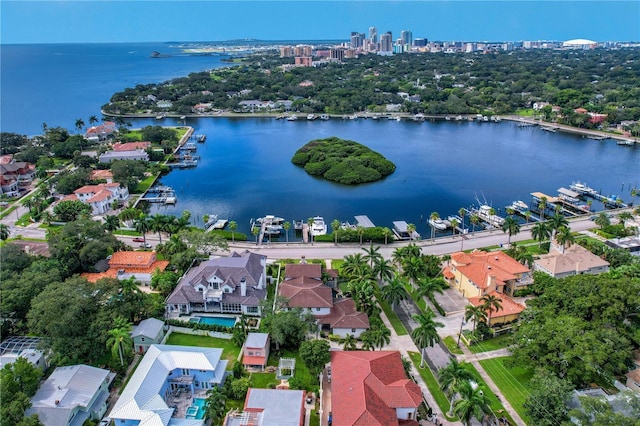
[279,263,369,337]
[331,351,422,426]
[84,121,116,141]
[112,141,152,151]
[82,251,169,285]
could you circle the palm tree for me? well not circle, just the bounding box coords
[464,304,487,333]
[438,358,475,416]
[252,225,260,245]
[103,215,120,232]
[341,253,371,280]
[411,310,444,367]
[618,211,633,227]
[356,225,365,245]
[501,216,520,247]
[205,386,227,424]
[548,213,569,237]
[402,255,425,288]
[228,220,238,243]
[362,243,382,270]
[429,211,440,239]
[524,210,532,224]
[106,318,132,366]
[133,214,151,244]
[480,294,502,327]
[331,219,341,245]
[307,217,314,244]
[538,196,548,221]
[0,224,10,241]
[555,225,575,249]
[74,118,85,134]
[531,221,551,248]
[450,218,460,237]
[382,227,393,245]
[372,326,391,350]
[416,277,446,311]
[453,381,492,426]
[343,334,358,351]
[360,332,376,351]
[406,223,417,241]
[373,258,395,284]
[458,208,467,233]
[283,221,291,245]
[595,212,611,229]
[149,214,166,244]
[381,275,409,310]
[470,214,480,235]
[88,115,99,126]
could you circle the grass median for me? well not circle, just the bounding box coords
[479,357,533,424]
[407,351,458,422]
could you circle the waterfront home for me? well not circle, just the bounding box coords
[84,121,116,142]
[223,388,306,426]
[131,318,165,354]
[112,141,151,151]
[81,251,169,285]
[166,250,267,317]
[64,182,129,215]
[26,364,114,426]
[0,155,36,195]
[279,262,370,337]
[98,149,149,163]
[444,250,532,298]
[242,332,270,371]
[109,344,228,426]
[533,240,610,278]
[330,351,422,425]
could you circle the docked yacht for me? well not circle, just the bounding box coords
[286,115,298,121]
[428,217,447,231]
[307,114,317,121]
[477,205,505,227]
[320,114,330,120]
[311,216,327,236]
[508,200,529,211]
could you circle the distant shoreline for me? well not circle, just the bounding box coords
[102,110,638,144]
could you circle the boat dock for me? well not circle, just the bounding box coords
[392,221,420,240]
[205,219,228,232]
[354,215,376,228]
[446,215,468,234]
[139,186,177,204]
[569,181,628,208]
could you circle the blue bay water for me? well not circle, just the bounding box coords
[1,43,638,239]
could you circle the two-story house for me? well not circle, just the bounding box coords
[26,364,114,426]
[242,332,270,371]
[534,240,610,278]
[166,250,267,317]
[0,155,36,195]
[81,251,169,285]
[64,182,129,215]
[131,318,166,354]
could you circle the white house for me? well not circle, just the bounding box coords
[65,182,129,215]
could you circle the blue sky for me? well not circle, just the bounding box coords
[2,1,639,44]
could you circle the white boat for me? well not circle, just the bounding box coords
[477,205,505,227]
[570,182,597,196]
[286,115,298,121]
[307,114,317,121]
[320,114,330,120]
[509,200,529,211]
[428,218,447,230]
[413,113,425,122]
[311,216,327,236]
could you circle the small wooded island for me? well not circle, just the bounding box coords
[291,136,395,184]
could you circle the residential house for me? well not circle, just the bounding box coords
[0,336,47,371]
[63,182,129,215]
[81,251,169,285]
[330,351,422,426]
[467,291,526,327]
[99,149,149,163]
[166,250,267,317]
[242,333,270,371]
[89,169,113,183]
[533,241,610,278]
[223,388,306,426]
[109,344,228,426]
[605,236,640,256]
[192,103,213,113]
[84,121,116,142]
[0,155,36,195]
[112,141,151,151]
[26,364,114,426]
[278,262,369,337]
[444,250,532,298]
[625,351,640,392]
[131,318,165,354]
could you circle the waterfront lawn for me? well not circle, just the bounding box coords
[442,336,464,355]
[378,299,409,336]
[479,357,534,424]
[460,363,515,425]
[134,175,157,193]
[408,351,458,422]
[467,333,513,354]
[165,332,241,366]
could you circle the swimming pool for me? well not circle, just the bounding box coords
[191,316,236,328]
[185,397,207,420]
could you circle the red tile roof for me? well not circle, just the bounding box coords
[331,351,422,426]
[82,251,168,283]
[278,281,333,309]
[318,298,369,329]
[284,263,322,279]
[468,291,525,318]
[90,170,113,180]
[113,141,151,151]
[450,250,529,290]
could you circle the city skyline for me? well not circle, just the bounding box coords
[1,1,639,44]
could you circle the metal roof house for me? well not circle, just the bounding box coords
[109,344,228,426]
[131,318,166,354]
[26,364,114,426]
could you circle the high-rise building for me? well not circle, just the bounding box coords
[413,38,427,47]
[369,27,378,44]
[303,45,313,56]
[330,48,345,61]
[280,46,293,58]
[400,30,413,47]
[293,45,305,56]
[380,31,393,53]
[350,32,364,49]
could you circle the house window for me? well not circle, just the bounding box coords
[197,287,203,292]
[248,351,254,356]
[351,328,356,333]
[315,308,321,312]
[141,337,145,342]
[182,369,190,375]
[246,306,258,314]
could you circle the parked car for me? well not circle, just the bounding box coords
[328,412,332,426]
[139,243,152,249]
[132,237,145,242]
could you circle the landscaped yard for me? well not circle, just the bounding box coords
[467,333,513,353]
[408,351,458,422]
[266,348,318,392]
[479,357,533,424]
[460,363,516,425]
[378,298,408,336]
[165,332,241,366]
[442,336,464,355]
